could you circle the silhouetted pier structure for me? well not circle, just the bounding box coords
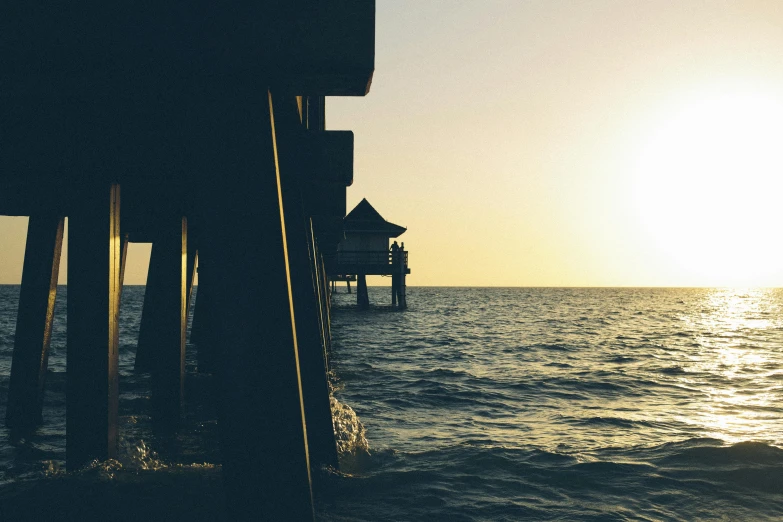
[331,274,357,293]
[328,199,410,309]
[1,3,374,520]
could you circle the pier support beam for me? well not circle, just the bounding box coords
[119,233,129,300]
[275,95,339,472]
[310,234,332,369]
[190,261,216,373]
[134,218,188,426]
[208,90,314,520]
[66,184,121,470]
[6,215,64,436]
[186,242,198,331]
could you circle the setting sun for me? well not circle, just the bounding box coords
[632,86,783,286]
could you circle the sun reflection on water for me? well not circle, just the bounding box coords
[678,288,782,445]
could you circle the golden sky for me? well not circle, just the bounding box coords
[2,1,783,286]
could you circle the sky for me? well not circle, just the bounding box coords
[3,1,783,287]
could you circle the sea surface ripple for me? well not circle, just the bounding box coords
[0,286,781,521]
[322,287,783,521]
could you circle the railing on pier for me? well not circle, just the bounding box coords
[327,249,410,277]
[336,250,408,266]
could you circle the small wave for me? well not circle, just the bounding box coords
[575,416,653,429]
[607,355,637,363]
[69,438,219,482]
[658,365,687,375]
[657,440,783,467]
[543,361,572,368]
[531,343,569,351]
[330,396,370,458]
[425,368,473,379]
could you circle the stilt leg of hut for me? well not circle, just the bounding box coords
[66,183,121,470]
[346,279,351,293]
[399,268,407,309]
[357,273,369,309]
[145,217,188,428]
[399,260,407,309]
[208,90,314,520]
[6,215,64,436]
[391,272,398,308]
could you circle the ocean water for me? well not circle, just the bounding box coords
[1,286,783,521]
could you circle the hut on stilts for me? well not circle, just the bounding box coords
[328,199,410,309]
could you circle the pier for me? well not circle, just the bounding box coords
[1,3,375,520]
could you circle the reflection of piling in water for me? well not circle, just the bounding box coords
[1,3,376,519]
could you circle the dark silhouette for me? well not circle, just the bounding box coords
[330,199,410,309]
[0,2,376,519]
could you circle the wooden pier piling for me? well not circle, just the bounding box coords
[310,226,333,370]
[6,215,64,436]
[275,94,339,471]
[190,263,217,373]
[204,91,315,520]
[142,218,188,427]
[66,184,121,469]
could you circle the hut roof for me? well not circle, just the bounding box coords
[344,198,406,237]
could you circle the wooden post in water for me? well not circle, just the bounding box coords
[207,90,314,520]
[399,271,407,309]
[188,216,215,372]
[119,233,129,300]
[186,245,197,327]
[134,244,160,373]
[190,254,216,373]
[321,255,333,336]
[398,245,407,309]
[66,183,121,470]
[145,217,188,427]
[391,248,399,308]
[6,215,64,436]
[273,93,339,471]
[346,279,352,293]
[357,272,369,309]
[309,227,332,370]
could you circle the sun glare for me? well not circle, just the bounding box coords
[679,289,781,444]
[632,87,783,286]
